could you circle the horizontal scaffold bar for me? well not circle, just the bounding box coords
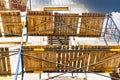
[22,45,120,52]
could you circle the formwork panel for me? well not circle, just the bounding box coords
[23,46,57,72]
[28,11,54,35]
[28,12,105,37]
[54,13,79,35]
[79,13,105,37]
[23,45,120,72]
[1,11,23,36]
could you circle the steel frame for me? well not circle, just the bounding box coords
[103,14,120,45]
[14,13,120,80]
[0,12,116,79]
[0,1,119,79]
[23,52,120,80]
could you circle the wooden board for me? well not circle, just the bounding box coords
[79,13,105,37]
[0,48,11,75]
[28,11,54,35]
[1,11,23,36]
[23,45,120,72]
[44,7,69,11]
[9,0,28,11]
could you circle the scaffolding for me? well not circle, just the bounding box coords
[0,0,120,80]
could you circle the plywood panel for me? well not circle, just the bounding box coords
[1,11,23,36]
[23,45,120,72]
[28,11,54,35]
[79,13,105,37]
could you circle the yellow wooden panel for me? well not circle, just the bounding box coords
[44,7,69,11]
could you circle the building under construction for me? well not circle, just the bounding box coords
[0,0,120,80]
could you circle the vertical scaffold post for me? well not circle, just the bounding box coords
[15,29,24,80]
[21,51,24,80]
[25,12,28,42]
[109,16,120,45]
[29,0,32,10]
[15,44,23,80]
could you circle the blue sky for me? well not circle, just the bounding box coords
[83,0,120,12]
[29,0,120,12]
[63,0,120,12]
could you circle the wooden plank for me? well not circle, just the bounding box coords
[61,46,67,71]
[69,47,74,70]
[0,42,26,44]
[73,46,77,68]
[44,7,69,11]
[1,54,6,72]
[65,46,69,70]
[76,52,81,68]
[57,52,60,71]
[0,54,2,72]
